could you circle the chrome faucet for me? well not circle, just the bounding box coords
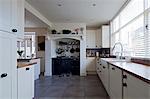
[112,42,123,59]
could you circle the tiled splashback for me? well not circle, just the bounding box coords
[86,48,110,57]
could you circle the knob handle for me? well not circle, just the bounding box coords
[123,75,127,79]
[26,68,30,71]
[1,73,7,78]
[12,29,17,32]
[103,66,106,69]
[112,67,115,70]
[123,83,127,87]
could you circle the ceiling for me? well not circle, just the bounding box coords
[26,0,127,28]
[25,10,48,27]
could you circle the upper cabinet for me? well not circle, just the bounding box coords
[86,30,96,48]
[86,29,102,48]
[16,0,24,39]
[101,25,110,48]
[0,0,24,38]
[95,29,102,48]
[0,0,14,33]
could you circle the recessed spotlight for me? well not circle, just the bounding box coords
[92,4,96,7]
[57,4,62,7]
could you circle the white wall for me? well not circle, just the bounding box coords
[45,23,87,76]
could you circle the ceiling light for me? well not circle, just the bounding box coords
[92,4,96,7]
[57,4,62,7]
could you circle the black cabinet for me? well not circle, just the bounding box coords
[52,58,80,75]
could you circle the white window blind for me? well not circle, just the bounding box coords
[111,0,150,58]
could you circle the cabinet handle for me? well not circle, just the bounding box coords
[26,68,30,71]
[1,73,7,78]
[112,67,115,70]
[123,83,127,87]
[12,29,17,32]
[123,75,127,79]
[103,66,106,69]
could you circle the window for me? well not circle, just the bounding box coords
[112,16,120,33]
[111,0,150,58]
[120,0,144,27]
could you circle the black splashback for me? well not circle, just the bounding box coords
[86,48,110,57]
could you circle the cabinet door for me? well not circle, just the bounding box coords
[0,32,17,99]
[18,66,33,99]
[102,64,109,93]
[123,72,150,99]
[86,30,96,48]
[109,64,122,99]
[16,0,24,38]
[0,0,13,33]
[86,57,96,73]
[95,29,102,48]
[102,25,110,48]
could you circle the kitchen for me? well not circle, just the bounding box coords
[0,0,150,99]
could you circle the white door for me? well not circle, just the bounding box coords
[0,31,16,99]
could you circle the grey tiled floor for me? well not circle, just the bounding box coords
[35,75,109,99]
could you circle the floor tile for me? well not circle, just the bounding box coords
[35,75,108,99]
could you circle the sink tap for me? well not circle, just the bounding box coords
[112,42,123,59]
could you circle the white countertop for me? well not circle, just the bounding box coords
[101,58,150,83]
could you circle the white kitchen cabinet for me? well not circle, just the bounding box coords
[0,0,14,33]
[18,65,34,99]
[95,29,102,48]
[123,72,150,99]
[100,59,109,93]
[102,25,110,48]
[16,0,24,39]
[86,57,96,74]
[0,32,17,99]
[86,30,96,48]
[30,58,41,80]
[109,64,122,99]
[96,58,102,78]
[0,0,24,38]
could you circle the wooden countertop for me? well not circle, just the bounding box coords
[101,58,150,84]
[17,62,37,68]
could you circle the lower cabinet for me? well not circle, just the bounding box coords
[96,58,102,78]
[86,57,96,74]
[109,64,122,99]
[97,59,150,99]
[30,59,40,80]
[18,65,34,99]
[123,72,150,99]
[100,59,109,94]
